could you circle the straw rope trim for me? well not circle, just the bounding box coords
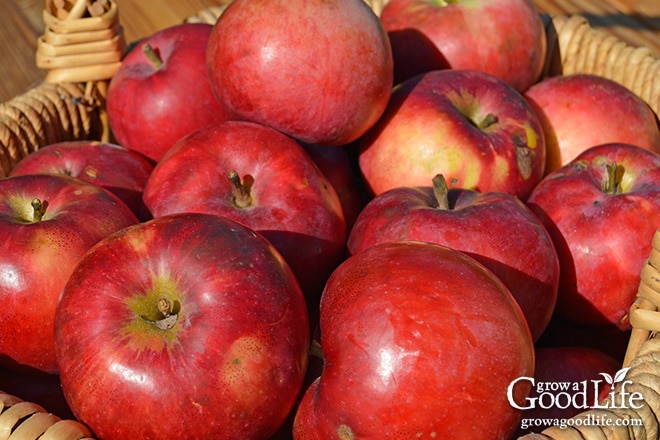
[183,5,229,24]
[0,391,94,440]
[37,1,126,83]
[0,82,103,177]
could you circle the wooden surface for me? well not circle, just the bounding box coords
[1,0,658,104]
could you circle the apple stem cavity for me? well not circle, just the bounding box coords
[602,162,624,195]
[31,198,45,222]
[141,297,178,330]
[432,174,450,210]
[228,170,253,208]
[477,113,498,130]
[142,43,163,69]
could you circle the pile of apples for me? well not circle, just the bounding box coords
[1,0,659,438]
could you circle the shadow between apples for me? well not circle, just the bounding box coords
[386,28,450,86]
[0,364,75,419]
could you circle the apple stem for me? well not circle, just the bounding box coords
[602,162,623,195]
[309,339,324,360]
[141,297,178,330]
[142,43,163,69]
[31,198,45,222]
[432,174,450,210]
[228,170,253,208]
[478,113,498,130]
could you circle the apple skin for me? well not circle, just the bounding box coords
[524,73,660,174]
[293,240,535,439]
[514,346,619,437]
[55,213,310,440]
[347,176,559,341]
[142,120,347,306]
[380,0,547,91]
[0,174,139,374]
[206,0,393,146]
[107,23,232,162]
[526,143,660,330]
[9,140,154,220]
[358,69,546,200]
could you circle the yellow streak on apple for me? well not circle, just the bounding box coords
[524,124,539,150]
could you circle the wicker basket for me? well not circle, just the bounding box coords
[0,1,659,439]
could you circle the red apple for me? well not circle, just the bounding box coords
[55,213,309,439]
[358,69,546,200]
[347,174,559,341]
[293,240,535,439]
[514,346,620,436]
[0,174,139,374]
[206,0,393,146]
[107,23,232,162]
[142,120,347,305]
[9,140,154,220]
[526,143,660,330]
[524,73,660,174]
[379,0,547,91]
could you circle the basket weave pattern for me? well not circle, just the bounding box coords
[0,1,658,439]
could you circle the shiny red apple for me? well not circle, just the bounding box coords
[9,140,154,220]
[526,143,660,330]
[206,0,393,146]
[107,23,232,162]
[0,174,138,374]
[347,174,559,341]
[358,69,546,200]
[379,0,547,90]
[55,213,310,439]
[293,240,535,439]
[524,73,660,174]
[142,120,347,304]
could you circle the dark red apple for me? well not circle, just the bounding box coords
[107,23,232,162]
[9,140,154,220]
[55,213,310,440]
[358,69,546,200]
[524,73,660,174]
[293,240,535,439]
[526,143,660,330]
[0,174,139,374]
[347,174,559,341]
[142,120,347,304]
[379,0,547,90]
[206,0,393,146]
